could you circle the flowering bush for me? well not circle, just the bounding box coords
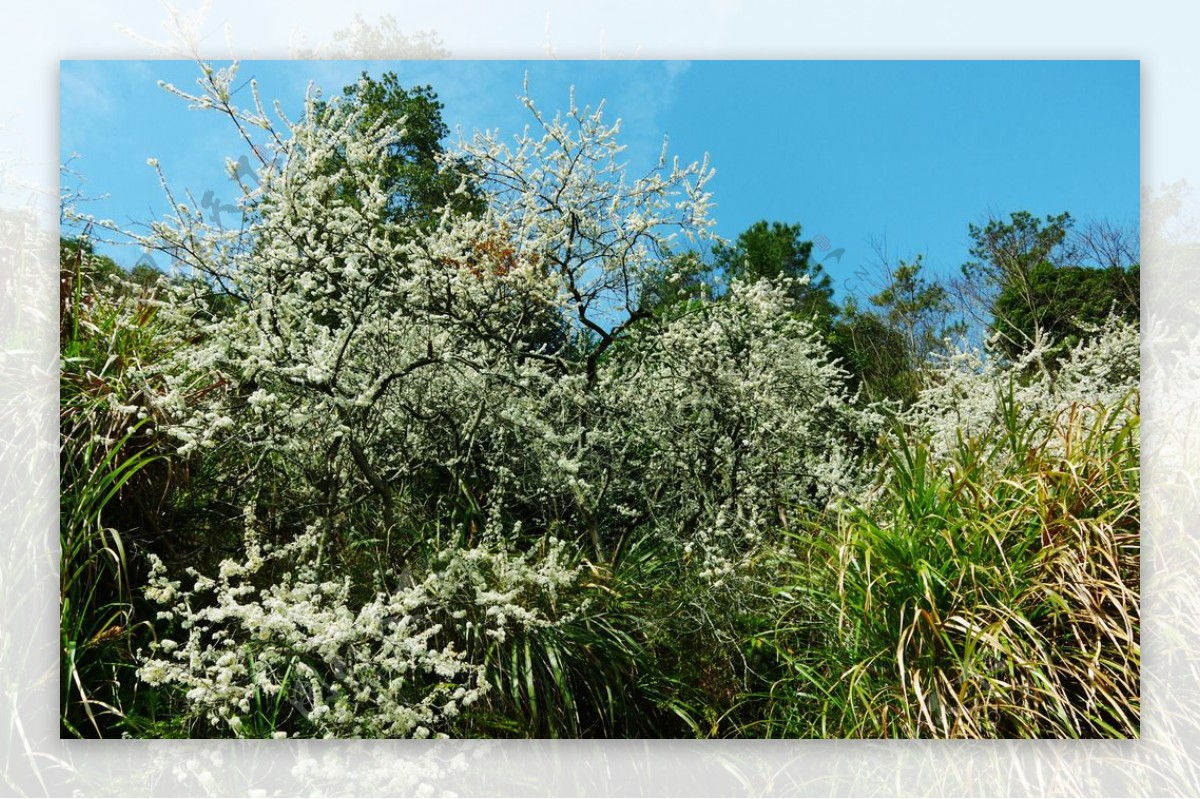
[598,277,864,574]
[902,315,1139,461]
[138,509,585,738]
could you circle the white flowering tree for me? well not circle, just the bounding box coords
[143,65,725,560]
[129,62,871,737]
[460,82,717,379]
[143,66,552,562]
[446,86,728,562]
[600,278,861,572]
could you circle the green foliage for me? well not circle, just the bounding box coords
[60,423,158,738]
[828,305,919,405]
[128,260,165,289]
[713,220,838,325]
[317,72,484,231]
[964,210,1074,287]
[60,238,174,737]
[827,254,965,405]
[992,261,1140,362]
[868,254,963,367]
[459,531,726,738]
[60,235,122,281]
[962,210,1140,360]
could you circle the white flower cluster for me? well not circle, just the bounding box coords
[141,73,569,522]
[138,515,585,738]
[458,82,717,335]
[903,315,1140,461]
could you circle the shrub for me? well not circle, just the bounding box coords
[138,512,587,738]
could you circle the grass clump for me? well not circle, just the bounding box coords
[760,388,1139,738]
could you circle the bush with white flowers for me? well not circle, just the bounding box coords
[138,508,585,738]
[902,315,1139,461]
[596,277,863,572]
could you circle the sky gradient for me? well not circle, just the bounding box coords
[60,59,1139,301]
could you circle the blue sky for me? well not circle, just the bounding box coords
[60,59,1139,301]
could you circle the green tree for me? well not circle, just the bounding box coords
[961,211,1139,361]
[964,210,1074,286]
[868,253,962,369]
[713,220,838,326]
[315,72,484,232]
[992,261,1140,361]
[829,301,918,404]
[957,211,1075,353]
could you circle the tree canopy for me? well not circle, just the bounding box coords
[963,211,1140,360]
[712,220,838,325]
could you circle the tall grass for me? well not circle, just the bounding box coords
[60,425,158,736]
[758,388,1140,738]
[456,530,730,738]
[59,240,169,736]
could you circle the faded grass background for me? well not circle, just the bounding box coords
[2,1,1197,794]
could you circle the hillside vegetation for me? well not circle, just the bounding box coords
[60,63,1139,739]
